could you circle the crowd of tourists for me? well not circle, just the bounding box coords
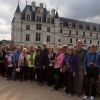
[0,40,100,100]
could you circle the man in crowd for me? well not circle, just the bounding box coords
[74,40,87,96]
[83,43,100,100]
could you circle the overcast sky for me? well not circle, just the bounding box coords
[0,0,100,40]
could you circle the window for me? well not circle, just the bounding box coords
[90,25,93,31]
[76,31,78,35]
[82,24,86,29]
[36,24,42,30]
[47,18,50,23]
[98,41,99,45]
[69,22,72,27]
[37,16,41,22]
[26,25,30,30]
[51,18,54,23]
[26,15,31,21]
[26,34,30,41]
[47,27,50,32]
[70,38,72,43]
[36,33,41,41]
[96,27,99,31]
[83,32,85,37]
[90,32,92,37]
[58,39,61,42]
[76,24,79,28]
[60,29,62,34]
[69,30,71,35]
[47,35,50,42]
[90,40,92,44]
[76,39,78,43]
[84,40,86,44]
[96,33,98,38]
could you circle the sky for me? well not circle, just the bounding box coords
[0,0,100,40]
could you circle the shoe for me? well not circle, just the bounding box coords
[66,94,72,96]
[83,95,88,99]
[90,96,94,100]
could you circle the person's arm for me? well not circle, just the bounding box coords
[83,52,89,75]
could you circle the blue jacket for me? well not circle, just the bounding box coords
[84,52,100,71]
[63,54,77,73]
[12,50,20,65]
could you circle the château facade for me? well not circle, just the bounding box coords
[11,1,100,49]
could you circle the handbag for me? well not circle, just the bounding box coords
[15,67,20,72]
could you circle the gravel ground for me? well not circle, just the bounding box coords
[0,77,99,100]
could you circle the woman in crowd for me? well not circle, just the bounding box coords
[26,49,36,81]
[0,47,5,76]
[63,46,77,96]
[35,47,44,85]
[18,48,28,81]
[47,47,56,86]
[54,46,64,90]
[5,49,13,80]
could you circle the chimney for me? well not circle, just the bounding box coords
[51,9,55,17]
[40,3,44,8]
[32,1,36,11]
[32,1,36,6]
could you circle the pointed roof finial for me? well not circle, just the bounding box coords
[18,0,19,5]
[55,11,59,18]
[15,0,21,13]
[26,0,27,5]
[45,2,46,8]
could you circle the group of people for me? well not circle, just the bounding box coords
[0,40,100,100]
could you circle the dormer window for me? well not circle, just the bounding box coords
[26,15,31,21]
[82,24,86,29]
[69,22,72,27]
[76,23,79,28]
[96,27,99,31]
[90,25,93,31]
[47,18,50,23]
[60,21,63,26]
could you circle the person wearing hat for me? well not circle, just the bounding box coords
[83,43,100,100]
[26,48,36,81]
[47,47,56,86]
[74,40,87,96]
[63,46,77,95]
[63,45,68,53]
[18,48,28,81]
[35,42,49,85]
[53,46,64,90]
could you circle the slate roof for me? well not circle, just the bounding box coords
[15,3,21,13]
[60,17,100,30]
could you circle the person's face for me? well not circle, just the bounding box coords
[63,47,67,53]
[90,46,97,53]
[77,41,82,48]
[43,45,47,49]
[57,48,62,53]
[68,49,73,55]
[17,47,21,52]
[49,48,53,53]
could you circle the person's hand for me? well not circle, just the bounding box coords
[84,71,87,76]
[73,72,75,77]
[60,68,63,72]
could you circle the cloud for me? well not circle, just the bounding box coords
[0,0,100,40]
[0,34,11,40]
